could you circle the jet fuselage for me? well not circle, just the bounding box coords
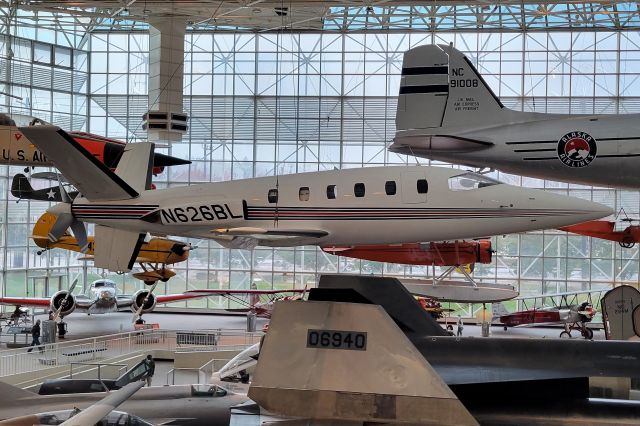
[61,165,611,247]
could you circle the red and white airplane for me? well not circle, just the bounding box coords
[322,240,492,268]
[560,219,640,248]
[493,299,597,339]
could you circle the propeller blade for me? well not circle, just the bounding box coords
[49,213,74,242]
[70,220,89,253]
[132,282,158,324]
[53,278,79,321]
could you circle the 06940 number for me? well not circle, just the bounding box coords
[307,329,367,351]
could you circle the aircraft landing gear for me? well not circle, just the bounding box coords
[560,323,572,338]
[143,280,157,286]
[619,237,635,249]
[581,326,594,340]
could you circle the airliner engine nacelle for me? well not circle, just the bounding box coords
[50,291,76,316]
[131,290,157,314]
[158,199,246,226]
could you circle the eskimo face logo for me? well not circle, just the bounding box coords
[557,131,597,168]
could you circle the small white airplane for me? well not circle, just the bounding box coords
[19,125,611,274]
[391,44,640,189]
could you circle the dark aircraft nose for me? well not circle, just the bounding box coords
[153,152,191,167]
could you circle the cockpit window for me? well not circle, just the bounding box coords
[93,281,115,288]
[448,172,501,191]
[191,384,228,397]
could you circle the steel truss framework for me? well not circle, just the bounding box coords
[0,4,639,314]
[1,3,640,49]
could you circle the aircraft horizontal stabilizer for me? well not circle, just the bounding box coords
[18,125,139,201]
[94,225,145,272]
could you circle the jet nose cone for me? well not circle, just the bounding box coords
[568,197,613,221]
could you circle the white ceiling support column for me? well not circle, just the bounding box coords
[144,16,187,144]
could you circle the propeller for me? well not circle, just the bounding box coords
[47,176,88,253]
[170,242,196,257]
[52,278,78,321]
[132,281,158,324]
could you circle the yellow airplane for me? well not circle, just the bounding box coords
[32,212,191,284]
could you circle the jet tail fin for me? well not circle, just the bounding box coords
[396,44,509,132]
[249,300,478,425]
[18,126,153,201]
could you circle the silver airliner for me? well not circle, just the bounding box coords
[391,44,640,189]
[0,279,206,319]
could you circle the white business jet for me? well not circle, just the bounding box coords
[20,125,610,274]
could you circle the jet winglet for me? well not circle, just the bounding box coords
[18,125,139,201]
[249,300,478,425]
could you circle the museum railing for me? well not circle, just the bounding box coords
[0,328,262,378]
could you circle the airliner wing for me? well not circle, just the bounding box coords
[184,289,307,297]
[0,296,50,308]
[155,293,214,304]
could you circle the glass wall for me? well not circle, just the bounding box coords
[1,29,640,311]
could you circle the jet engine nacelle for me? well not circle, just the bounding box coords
[50,291,76,316]
[131,290,157,314]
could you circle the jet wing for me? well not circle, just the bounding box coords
[0,296,50,308]
[60,381,144,426]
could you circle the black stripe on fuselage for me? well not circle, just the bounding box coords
[513,148,556,153]
[523,153,640,161]
[399,85,449,95]
[401,66,449,75]
[507,136,640,145]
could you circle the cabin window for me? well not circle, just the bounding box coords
[299,187,310,202]
[327,185,336,199]
[354,183,365,198]
[417,179,428,194]
[385,181,396,195]
[268,189,278,203]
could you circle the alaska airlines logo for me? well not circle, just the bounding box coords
[557,131,597,168]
